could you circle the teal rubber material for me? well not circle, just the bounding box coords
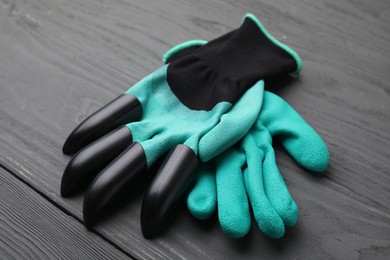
[187,91,330,238]
[187,163,217,220]
[125,65,263,167]
[162,16,316,238]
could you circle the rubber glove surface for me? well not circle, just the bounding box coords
[187,91,329,238]
[60,14,302,238]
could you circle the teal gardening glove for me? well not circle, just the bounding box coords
[60,14,302,238]
[187,92,329,238]
[164,36,329,240]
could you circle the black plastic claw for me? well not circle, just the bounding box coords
[61,126,133,197]
[141,145,199,239]
[62,94,142,155]
[83,142,147,228]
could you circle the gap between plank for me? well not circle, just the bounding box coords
[0,163,138,260]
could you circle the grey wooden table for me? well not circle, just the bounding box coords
[1,0,390,259]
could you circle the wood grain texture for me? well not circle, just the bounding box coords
[0,0,389,259]
[0,166,131,260]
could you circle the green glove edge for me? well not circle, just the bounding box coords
[162,40,208,63]
[243,13,302,75]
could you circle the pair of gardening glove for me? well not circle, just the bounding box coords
[163,38,329,239]
[60,13,329,239]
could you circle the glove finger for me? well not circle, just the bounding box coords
[63,94,142,155]
[141,144,198,239]
[187,162,217,220]
[263,149,298,227]
[198,81,264,162]
[61,126,133,197]
[243,141,285,239]
[262,92,329,172]
[83,142,147,228]
[215,150,250,238]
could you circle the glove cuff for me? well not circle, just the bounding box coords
[166,14,302,110]
[163,40,207,64]
[195,13,302,81]
[242,13,302,75]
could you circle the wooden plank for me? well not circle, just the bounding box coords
[0,166,131,259]
[0,0,389,259]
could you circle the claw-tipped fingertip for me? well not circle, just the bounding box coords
[82,143,147,228]
[62,94,142,155]
[61,126,133,197]
[141,145,198,239]
[83,188,101,229]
